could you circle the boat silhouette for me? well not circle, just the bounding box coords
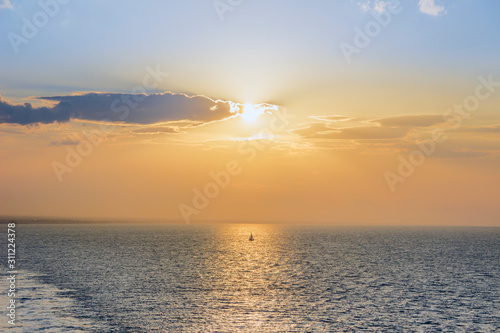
[249,233,254,241]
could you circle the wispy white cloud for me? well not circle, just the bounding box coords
[373,1,390,13]
[309,115,352,122]
[418,0,446,16]
[0,0,13,9]
[357,1,371,12]
[354,0,395,13]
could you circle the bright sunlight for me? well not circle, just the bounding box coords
[241,104,265,122]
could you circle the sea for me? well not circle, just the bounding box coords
[1,223,499,332]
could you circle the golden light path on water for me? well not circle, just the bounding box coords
[195,224,293,330]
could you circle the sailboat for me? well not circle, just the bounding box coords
[249,233,254,241]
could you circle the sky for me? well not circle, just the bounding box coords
[1,0,499,225]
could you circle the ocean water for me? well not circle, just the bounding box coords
[1,223,499,332]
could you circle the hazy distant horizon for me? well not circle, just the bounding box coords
[1,215,499,228]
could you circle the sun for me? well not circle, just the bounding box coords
[241,104,264,122]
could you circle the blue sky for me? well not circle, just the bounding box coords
[1,0,499,102]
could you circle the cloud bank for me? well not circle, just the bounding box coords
[0,92,239,126]
[294,114,445,140]
[0,97,72,125]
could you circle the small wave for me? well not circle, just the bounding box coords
[0,269,104,332]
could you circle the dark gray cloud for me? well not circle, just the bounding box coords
[0,92,238,126]
[0,97,71,125]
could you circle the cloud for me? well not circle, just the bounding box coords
[455,124,500,133]
[354,0,395,13]
[292,123,409,140]
[292,123,331,137]
[309,115,351,122]
[373,1,390,13]
[372,115,444,127]
[293,114,444,141]
[432,150,489,159]
[356,1,371,12]
[50,138,81,146]
[0,92,240,126]
[333,126,409,139]
[291,115,500,159]
[0,0,13,9]
[0,97,72,125]
[418,0,445,16]
[0,125,25,134]
[132,126,182,135]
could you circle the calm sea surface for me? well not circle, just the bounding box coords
[1,224,499,332]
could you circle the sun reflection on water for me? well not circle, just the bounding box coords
[197,224,292,330]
